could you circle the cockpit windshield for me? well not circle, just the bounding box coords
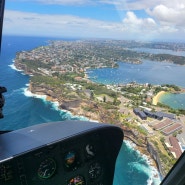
[1,1,185,185]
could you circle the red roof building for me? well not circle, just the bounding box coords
[169,136,182,159]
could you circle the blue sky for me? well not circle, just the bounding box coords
[3,0,185,41]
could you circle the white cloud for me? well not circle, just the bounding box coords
[100,0,185,11]
[3,10,156,40]
[3,10,125,38]
[119,9,185,41]
[3,4,185,41]
[147,4,185,28]
[109,0,185,39]
[122,11,156,32]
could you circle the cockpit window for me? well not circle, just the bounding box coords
[1,1,185,185]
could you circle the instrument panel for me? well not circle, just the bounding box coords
[0,121,123,185]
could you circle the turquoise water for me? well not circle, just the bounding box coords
[159,93,185,109]
[113,141,161,185]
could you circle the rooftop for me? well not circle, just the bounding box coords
[153,119,173,130]
[169,136,182,159]
[162,123,183,136]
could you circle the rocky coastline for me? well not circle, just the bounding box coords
[122,127,165,178]
[28,81,163,178]
[28,82,104,121]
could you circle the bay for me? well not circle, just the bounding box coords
[88,61,185,109]
[159,93,185,109]
[88,61,185,87]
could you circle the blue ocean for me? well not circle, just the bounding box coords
[0,35,162,185]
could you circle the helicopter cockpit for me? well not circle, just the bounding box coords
[0,120,123,185]
[0,0,185,185]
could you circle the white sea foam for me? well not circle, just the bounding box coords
[9,62,26,76]
[9,63,22,72]
[23,88,47,100]
[23,87,90,121]
[124,140,162,185]
[124,140,136,149]
[135,149,162,185]
[9,60,27,76]
[9,60,20,71]
[148,166,162,185]
[147,178,153,185]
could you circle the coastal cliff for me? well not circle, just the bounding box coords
[28,81,119,122]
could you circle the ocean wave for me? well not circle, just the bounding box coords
[147,166,162,185]
[8,63,22,71]
[9,60,27,75]
[9,63,26,76]
[8,60,23,72]
[124,140,161,185]
[23,88,47,100]
[124,140,137,149]
[23,87,90,121]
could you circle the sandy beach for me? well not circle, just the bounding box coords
[152,91,166,105]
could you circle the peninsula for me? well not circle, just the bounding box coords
[14,39,185,177]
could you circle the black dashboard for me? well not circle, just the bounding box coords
[0,120,123,185]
